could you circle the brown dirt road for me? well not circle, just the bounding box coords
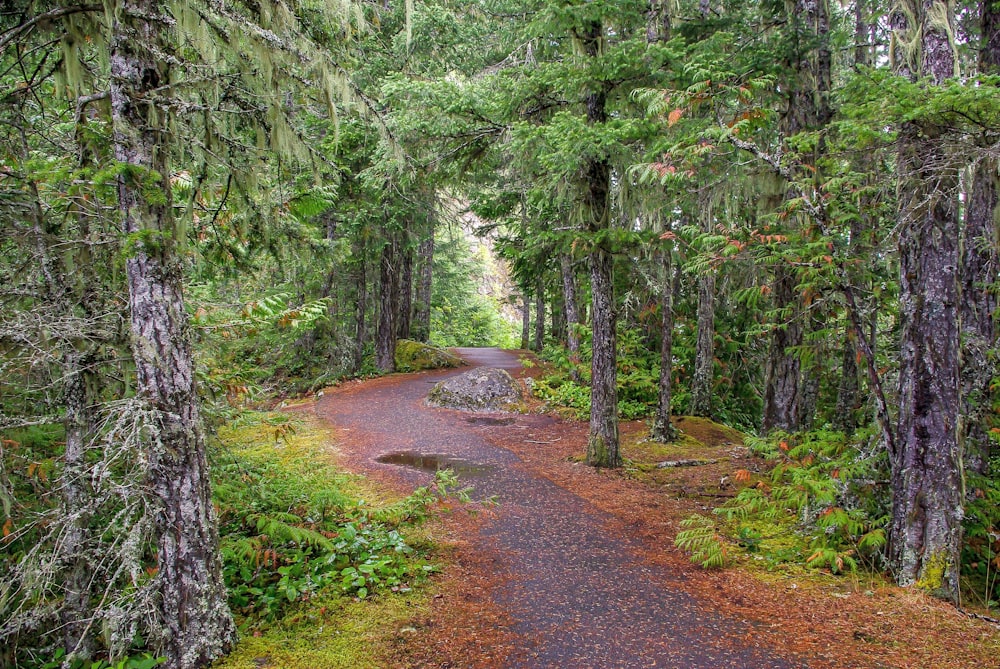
[316,348,806,668]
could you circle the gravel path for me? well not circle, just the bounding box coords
[316,348,803,668]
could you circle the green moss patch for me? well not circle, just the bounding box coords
[215,590,429,669]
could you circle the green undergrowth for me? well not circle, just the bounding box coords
[212,412,465,663]
[675,427,891,575]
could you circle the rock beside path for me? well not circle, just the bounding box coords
[428,367,523,412]
[395,339,464,371]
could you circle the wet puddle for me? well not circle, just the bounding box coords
[375,451,494,477]
[464,416,515,426]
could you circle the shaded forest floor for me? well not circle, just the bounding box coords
[309,349,999,668]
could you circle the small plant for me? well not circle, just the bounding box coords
[40,650,165,669]
[675,515,729,568]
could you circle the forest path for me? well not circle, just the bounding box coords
[315,348,803,668]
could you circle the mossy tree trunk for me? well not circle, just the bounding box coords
[110,2,236,665]
[888,0,963,602]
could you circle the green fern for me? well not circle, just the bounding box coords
[675,515,729,568]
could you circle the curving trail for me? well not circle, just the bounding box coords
[316,348,803,669]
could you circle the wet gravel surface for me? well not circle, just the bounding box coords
[316,348,803,668]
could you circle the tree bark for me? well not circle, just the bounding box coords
[888,0,963,602]
[375,229,399,372]
[560,254,582,382]
[533,276,545,351]
[579,18,619,468]
[110,4,236,665]
[588,245,620,466]
[960,0,1000,477]
[834,324,860,435]
[762,269,802,433]
[521,293,531,350]
[351,242,368,373]
[651,241,677,442]
[689,271,715,418]
[798,312,824,429]
[413,231,434,342]
[761,0,827,434]
[398,240,413,340]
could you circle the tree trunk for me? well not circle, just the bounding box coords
[398,241,413,340]
[375,230,399,372]
[888,0,963,602]
[588,245,620,466]
[797,313,824,429]
[761,0,828,434]
[651,241,677,442]
[834,324,860,435]
[351,244,368,374]
[579,19,619,468]
[551,292,566,344]
[689,271,715,418]
[534,276,545,351]
[646,0,670,43]
[762,269,802,433]
[60,350,94,659]
[960,0,1000,477]
[413,231,434,342]
[560,254,582,382]
[521,293,531,350]
[110,5,236,665]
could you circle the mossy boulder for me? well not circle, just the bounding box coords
[427,368,523,412]
[394,339,463,372]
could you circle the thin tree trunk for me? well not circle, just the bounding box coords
[521,293,531,350]
[375,230,399,372]
[651,242,677,442]
[110,5,236,665]
[61,350,94,659]
[888,0,963,602]
[352,244,368,373]
[534,276,545,351]
[398,241,413,340]
[560,254,582,382]
[413,232,434,342]
[960,0,1000,477]
[689,272,715,418]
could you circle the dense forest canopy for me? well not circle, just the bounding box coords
[1,0,999,667]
